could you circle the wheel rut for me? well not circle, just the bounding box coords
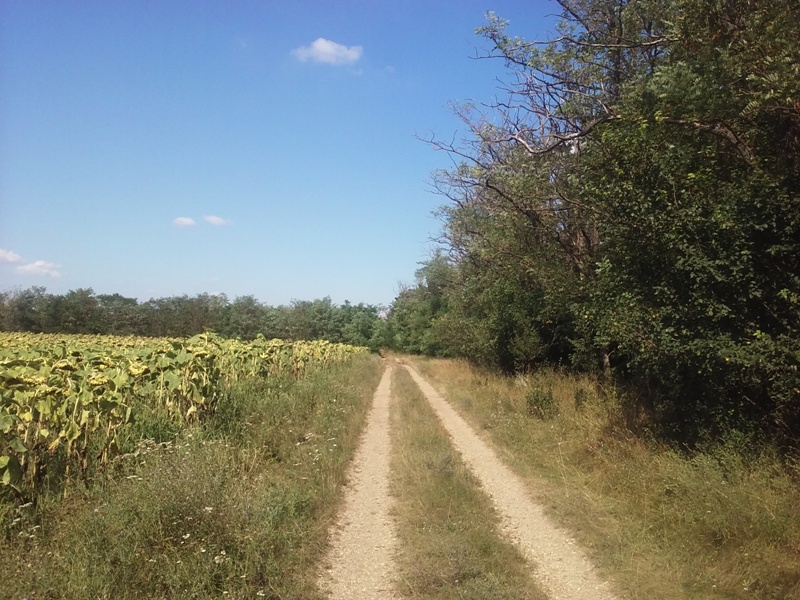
[402,364,621,600]
[320,365,398,600]
[321,362,621,600]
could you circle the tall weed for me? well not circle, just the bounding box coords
[408,356,800,600]
[0,355,383,600]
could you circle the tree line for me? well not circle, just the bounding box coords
[0,287,386,351]
[4,0,798,449]
[385,0,800,449]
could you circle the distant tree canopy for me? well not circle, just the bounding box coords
[386,0,800,448]
[0,287,386,352]
[5,0,799,448]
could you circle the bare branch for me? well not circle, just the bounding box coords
[661,118,756,164]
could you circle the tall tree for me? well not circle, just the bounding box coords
[426,0,800,444]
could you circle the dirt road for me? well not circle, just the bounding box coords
[321,366,398,600]
[321,363,620,600]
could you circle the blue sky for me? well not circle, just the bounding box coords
[1,1,556,306]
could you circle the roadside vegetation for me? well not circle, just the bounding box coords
[1,352,383,599]
[408,356,800,600]
[1,1,797,595]
[381,4,800,590]
[384,0,800,453]
[0,332,367,504]
[390,365,548,599]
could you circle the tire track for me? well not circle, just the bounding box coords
[320,365,398,600]
[403,364,621,600]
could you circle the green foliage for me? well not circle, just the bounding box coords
[525,387,558,420]
[0,289,388,351]
[396,0,800,446]
[0,354,382,599]
[579,112,800,442]
[0,332,368,504]
[384,252,454,356]
[565,0,800,444]
[574,387,590,411]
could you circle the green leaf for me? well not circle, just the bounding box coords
[8,436,28,454]
[35,398,53,416]
[1,454,22,485]
[164,371,182,391]
[65,420,82,442]
[0,413,14,433]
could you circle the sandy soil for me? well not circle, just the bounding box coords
[320,365,399,600]
[403,364,621,600]
[321,363,621,600]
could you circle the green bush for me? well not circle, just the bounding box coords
[526,387,557,420]
[574,387,590,411]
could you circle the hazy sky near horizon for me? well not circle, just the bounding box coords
[1,1,556,306]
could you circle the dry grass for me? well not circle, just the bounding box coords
[0,354,384,600]
[406,356,800,600]
[389,365,549,600]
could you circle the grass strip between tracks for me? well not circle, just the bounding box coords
[390,364,549,600]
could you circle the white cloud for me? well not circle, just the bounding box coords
[173,217,197,227]
[203,215,229,226]
[0,248,23,264]
[15,260,60,278]
[291,38,363,65]
[3,248,60,278]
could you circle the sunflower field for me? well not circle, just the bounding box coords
[0,331,367,499]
